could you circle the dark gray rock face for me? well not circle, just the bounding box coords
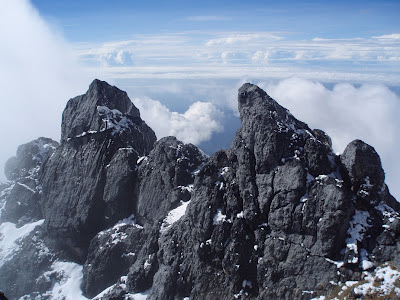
[340,139,400,270]
[82,136,206,297]
[0,224,56,299]
[40,79,156,262]
[1,181,41,225]
[1,81,399,300]
[82,217,145,298]
[0,138,59,299]
[136,136,207,224]
[340,139,385,203]
[61,79,155,155]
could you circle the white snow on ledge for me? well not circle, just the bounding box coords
[93,275,151,299]
[345,210,371,264]
[312,263,400,299]
[97,105,134,135]
[213,209,227,225]
[0,219,44,268]
[354,263,400,296]
[43,261,88,300]
[96,214,143,246]
[114,214,142,230]
[160,200,191,234]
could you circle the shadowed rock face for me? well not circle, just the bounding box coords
[0,81,399,300]
[136,136,207,225]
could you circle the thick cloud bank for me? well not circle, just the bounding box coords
[133,97,223,145]
[258,77,400,200]
[0,0,87,180]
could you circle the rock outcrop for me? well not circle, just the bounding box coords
[0,80,399,300]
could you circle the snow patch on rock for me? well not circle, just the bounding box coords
[213,209,227,225]
[0,219,44,268]
[44,261,87,300]
[160,200,191,233]
[345,210,371,264]
[93,275,151,299]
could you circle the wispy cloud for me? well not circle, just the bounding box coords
[205,33,283,46]
[74,31,400,84]
[373,33,400,40]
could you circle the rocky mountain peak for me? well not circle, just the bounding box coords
[238,83,308,131]
[88,79,140,117]
[61,79,141,142]
[235,83,329,177]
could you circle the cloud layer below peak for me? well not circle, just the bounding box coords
[133,97,223,145]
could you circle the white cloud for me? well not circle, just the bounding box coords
[205,33,283,46]
[100,50,134,66]
[251,50,271,64]
[220,51,251,64]
[257,77,400,200]
[373,33,400,40]
[0,0,88,179]
[132,97,223,145]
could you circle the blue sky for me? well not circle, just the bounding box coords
[33,0,400,41]
[27,0,400,87]
[1,0,400,198]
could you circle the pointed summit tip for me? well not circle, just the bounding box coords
[238,83,267,95]
[88,78,118,92]
[61,79,142,141]
[237,83,283,121]
[238,83,272,106]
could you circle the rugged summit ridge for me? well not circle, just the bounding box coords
[0,80,399,299]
